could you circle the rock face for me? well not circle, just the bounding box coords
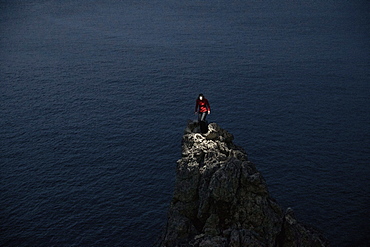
[159,121,328,247]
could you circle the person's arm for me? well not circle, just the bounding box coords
[195,99,199,114]
[206,99,211,113]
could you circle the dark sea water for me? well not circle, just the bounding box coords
[1,1,369,246]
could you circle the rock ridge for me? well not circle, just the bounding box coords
[159,121,328,247]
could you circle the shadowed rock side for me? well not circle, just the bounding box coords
[159,121,328,247]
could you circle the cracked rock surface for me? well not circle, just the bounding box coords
[159,122,328,247]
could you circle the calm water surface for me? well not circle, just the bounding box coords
[1,1,369,246]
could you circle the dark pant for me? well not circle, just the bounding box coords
[198,112,208,122]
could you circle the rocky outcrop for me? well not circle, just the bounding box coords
[159,121,328,247]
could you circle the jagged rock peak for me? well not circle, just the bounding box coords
[159,121,328,247]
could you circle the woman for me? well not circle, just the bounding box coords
[195,93,211,122]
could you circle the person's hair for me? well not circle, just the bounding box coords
[198,93,204,99]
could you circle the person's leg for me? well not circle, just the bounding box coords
[199,112,208,133]
[200,112,208,122]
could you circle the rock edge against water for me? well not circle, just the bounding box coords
[159,121,328,247]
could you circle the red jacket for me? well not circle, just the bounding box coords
[195,98,211,113]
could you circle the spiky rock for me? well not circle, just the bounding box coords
[160,122,327,247]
